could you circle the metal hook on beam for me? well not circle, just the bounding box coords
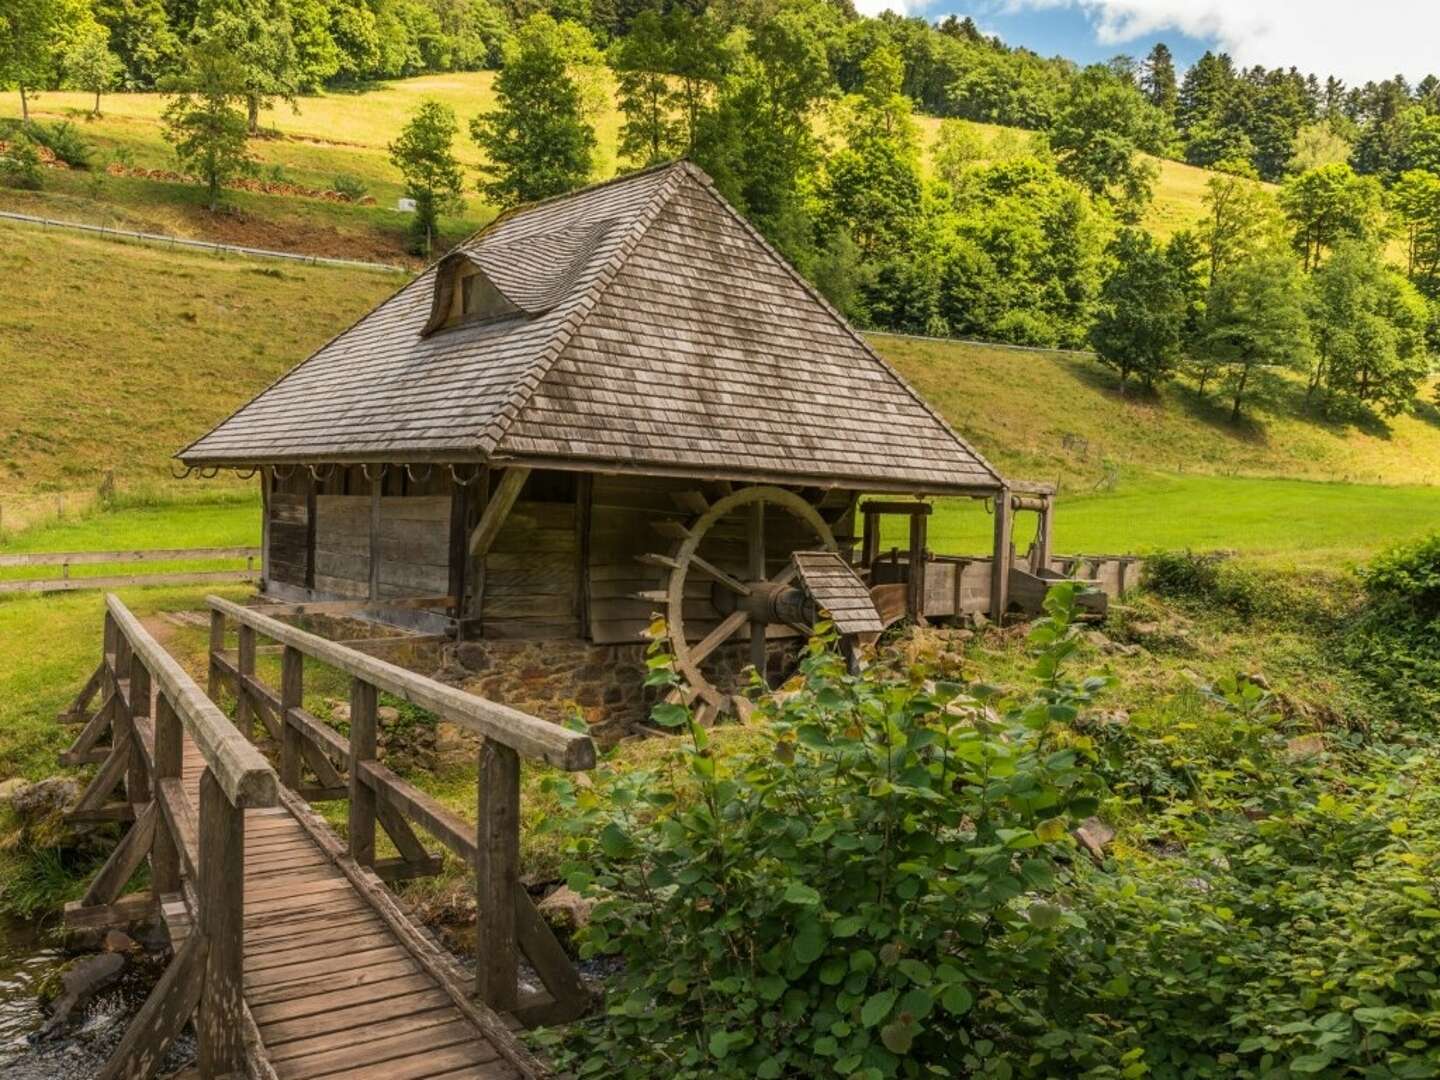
[361,463,387,483]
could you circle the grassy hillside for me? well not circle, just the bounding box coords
[0,217,396,491]
[0,74,1228,262]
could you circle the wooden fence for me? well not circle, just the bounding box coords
[204,594,596,1025]
[62,594,279,1079]
[0,546,259,594]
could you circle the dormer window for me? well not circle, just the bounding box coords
[462,272,511,320]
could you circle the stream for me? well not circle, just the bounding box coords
[0,917,192,1079]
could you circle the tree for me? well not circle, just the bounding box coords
[1199,158,1283,282]
[162,41,253,210]
[1049,63,1168,216]
[92,0,181,89]
[193,0,301,132]
[1391,169,1440,296]
[1141,43,1177,118]
[0,0,76,123]
[389,99,464,254]
[1308,241,1431,416]
[609,9,680,167]
[932,118,985,187]
[818,45,923,258]
[1287,121,1351,173]
[1279,163,1387,272]
[63,22,123,115]
[1090,228,1187,393]
[1197,250,1312,421]
[471,15,596,206]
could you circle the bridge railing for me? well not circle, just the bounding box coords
[204,594,596,1025]
[60,594,279,1080]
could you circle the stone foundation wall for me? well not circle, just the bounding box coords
[439,636,802,743]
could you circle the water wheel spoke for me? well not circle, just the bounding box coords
[688,553,748,596]
[689,609,750,666]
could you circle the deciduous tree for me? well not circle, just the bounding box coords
[1197,250,1312,421]
[470,14,596,206]
[1050,63,1167,217]
[1391,169,1440,296]
[1279,162,1387,271]
[161,39,254,210]
[63,22,123,115]
[193,0,301,132]
[389,98,464,254]
[1090,228,1187,394]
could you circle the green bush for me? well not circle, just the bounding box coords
[0,133,44,190]
[1343,532,1440,724]
[28,121,92,170]
[332,173,369,201]
[537,584,1109,1078]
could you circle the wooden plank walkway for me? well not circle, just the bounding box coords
[173,737,522,1080]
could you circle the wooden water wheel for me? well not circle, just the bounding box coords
[637,485,838,722]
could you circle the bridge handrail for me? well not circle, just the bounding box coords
[205,594,594,771]
[106,594,278,808]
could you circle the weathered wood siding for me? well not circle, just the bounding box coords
[314,495,370,597]
[266,471,310,588]
[482,476,581,640]
[377,496,450,598]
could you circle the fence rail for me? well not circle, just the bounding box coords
[204,594,596,1025]
[0,546,259,594]
[0,210,408,275]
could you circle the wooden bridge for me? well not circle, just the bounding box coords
[59,593,596,1079]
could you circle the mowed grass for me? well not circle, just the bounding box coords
[0,219,397,490]
[1,75,1223,259]
[889,474,1440,569]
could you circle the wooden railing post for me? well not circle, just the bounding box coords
[236,624,256,741]
[152,695,182,895]
[111,632,136,804]
[475,738,520,1011]
[279,646,304,790]
[128,661,153,804]
[207,608,225,699]
[348,678,378,867]
[197,768,245,1077]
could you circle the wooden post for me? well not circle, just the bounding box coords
[861,509,879,569]
[236,624,255,741]
[279,646,304,790]
[152,696,182,895]
[990,488,1013,622]
[907,511,928,626]
[207,609,225,699]
[747,499,766,674]
[258,468,270,591]
[348,678,378,868]
[112,633,136,805]
[475,739,520,1011]
[127,662,152,804]
[197,768,245,1077]
[369,473,383,602]
[1033,496,1054,574]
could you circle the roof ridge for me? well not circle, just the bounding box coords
[457,160,689,255]
[473,165,690,458]
[678,166,1006,489]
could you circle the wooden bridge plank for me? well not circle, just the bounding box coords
[245,909,380,949]
[271,1019,488,1080]
[258,988,453,1047]
[328,1043,516,1080]
[244,945,413,989]
[265,1005,459,1063]
[246,932,396,974]
[248,973,437,1026]
[244,958,424,1007]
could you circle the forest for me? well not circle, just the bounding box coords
[4,0,1440,426]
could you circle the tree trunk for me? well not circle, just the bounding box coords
[247,95,260,133]
[95,88,102,116]
[1197,368,1209,398]
[19,85,29,125]
[1118,368,1128,396]
[1230,364,1250,422]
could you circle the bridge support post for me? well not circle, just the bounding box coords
[236,624,256,741]
[152,697,182,895]
[197,768,245,1077]
[990,486,1012,622]
[476,739,520,1011]
[280,646,304,790]
[207,608,225,699]
[348,678,378,868]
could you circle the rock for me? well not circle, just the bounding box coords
[102,930,135,954]
[377,706,401,724]
[537,885,593,932]
[330,703,351,724]
[1285,733,1325,761]
[9,778,81,848]
[0,776,28,804]
[1246,671,1272,691]
[37,952,126,1039]
[1073,817,1116,865]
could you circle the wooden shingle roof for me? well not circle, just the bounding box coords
[179,162,1003,494]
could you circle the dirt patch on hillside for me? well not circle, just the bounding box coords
[192,209,417,265]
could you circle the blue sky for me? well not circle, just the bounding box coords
[849,1,1440,86]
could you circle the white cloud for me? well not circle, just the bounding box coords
[994,0,1439,85]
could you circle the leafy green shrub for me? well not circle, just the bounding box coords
[332,173,368,201]
[1142,549,1344,624]
[538,584,1109,1078]
[1344,532,1440,724]
[0,133,44,190]
[28,121,92,170]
